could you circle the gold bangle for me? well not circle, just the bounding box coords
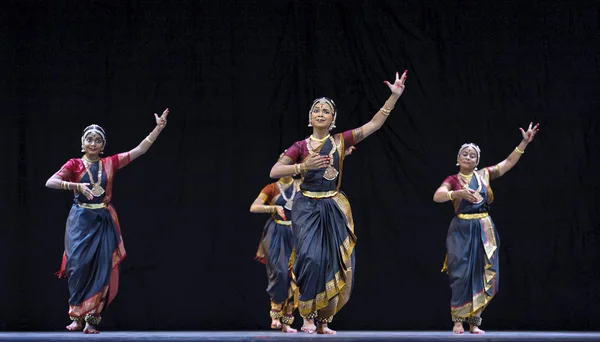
[300,162,307,173]
[145,136,155,144]
[514,147,524,154]
[380,107,391,116]
[447,191,454,201]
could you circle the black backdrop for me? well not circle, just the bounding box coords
[2,0,600,331]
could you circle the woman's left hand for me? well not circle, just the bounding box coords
[154,108,169,131]
[344,146,356,157]
[384,70,408,96]
[519,122,540,143]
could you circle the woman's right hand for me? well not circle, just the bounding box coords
[303,154,330,170]
[78,182,94,200]
[454,189,478,203]
[275,206,287,220]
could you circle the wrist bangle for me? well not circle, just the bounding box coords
[300,163,307,173]
[447,191,454,201]
[514,147,524,154]
[145,136,155,144]
[380,107,391,116]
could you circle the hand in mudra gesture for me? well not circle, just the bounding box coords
[78,183,94,201]
[304,154,330,170]
[455,189,478,203]
[275,206,287,221]
[154,108,169,131]
[384,70,408,96]
[519,122,540,143]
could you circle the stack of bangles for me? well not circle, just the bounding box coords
[380,106,393,116]
[293,163,307,176]
[145,135,155,144]
[447,190,454,201]
[60,181,81,192]
[514,146,525,154]
[264,205,275,214]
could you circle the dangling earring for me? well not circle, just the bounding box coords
[456,162,459,166]
[308,120,313,127]
[100,150,104,155]
[329,122,336,131]
[81,146,85,152]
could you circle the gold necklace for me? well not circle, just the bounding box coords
[310,134,331,142]
[306,136,338,181]
[82,158,105,197]
[458,172,473,188]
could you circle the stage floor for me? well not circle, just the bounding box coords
[1,331,600,342]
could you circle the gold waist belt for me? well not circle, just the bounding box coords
[274,219,292,226]
[457,212,489,220]
[302,190,338,198]
[77,203,107,209]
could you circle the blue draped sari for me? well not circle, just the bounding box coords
[442,167,500,319]
[284,134,357,323]
[54,154,129,318]
[255,181,298,309]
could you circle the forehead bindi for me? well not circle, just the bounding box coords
[461,148,477,156]
[314,103,333,112]
[85,133,104,141]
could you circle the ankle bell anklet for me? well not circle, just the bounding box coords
[452,316,466,323]
[84,314,102,326]
[303,311,318,319]
[468,316,482,326]
[280,314,294,325]
[269,309,283,320]
[316,316,333,324]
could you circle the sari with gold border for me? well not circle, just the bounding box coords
[441,166,501,318]
[280,130,359,320]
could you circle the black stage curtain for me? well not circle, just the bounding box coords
[3,0,600,331]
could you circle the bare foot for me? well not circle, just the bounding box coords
[83,323,100,334]
[66,321,82,331]
[281,324,297,333]
[470,326,485,334]
[270,318,282,329]
[452,322,464,334]
[316,323,336,335]
[301,319,316,334]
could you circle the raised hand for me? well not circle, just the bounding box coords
[519,122,540,143]
[384,70,408,96]
[78,183,94,201]
[154,108,169,131]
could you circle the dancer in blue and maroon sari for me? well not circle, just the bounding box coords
[45,109,169,334]
[433,122,540,335]
[269,71,408,334]
[250,175,302,333]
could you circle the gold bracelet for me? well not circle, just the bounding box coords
[60,181,66,190]
[145,136,155,144]
[447,191,454,201]
[380,107,391,116]
[514,147,524,154]
[300,163,307,173]
[295,164,301,175]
